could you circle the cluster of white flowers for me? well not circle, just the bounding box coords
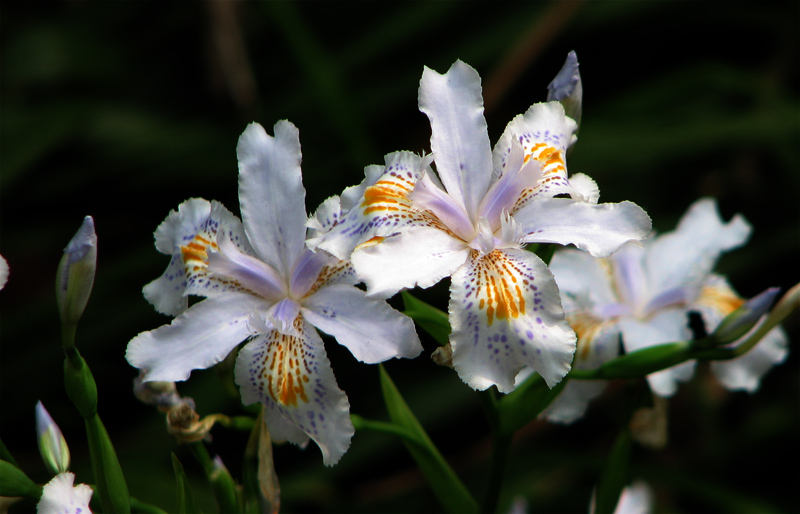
[125,53,787,467]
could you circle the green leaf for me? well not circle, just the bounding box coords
[498,372,568,435]
[171,453,198,514]
[0,438,20,469]
[401,291,451,345]
[594,429,632,514]
[379,365,479,514]
[526,243,557,265]
[0,460,42,499]
[85,414,130,514]
[129,497,170,514]
[351,414,422,445]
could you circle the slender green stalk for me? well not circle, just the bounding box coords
[61,323,77,353]
[189,442,214,475]
[189,442,240,514]
[479,389,512,514]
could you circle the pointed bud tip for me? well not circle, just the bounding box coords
[56,216,98,327]
[547,51,580,101]
[712,287,782,345]
[35,402,71,475]
[547,51,582,127]
[64,216,97,263]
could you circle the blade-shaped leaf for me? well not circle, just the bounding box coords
[171,453,198,514]
[379,365,478,514]
[401,291,451,345]
[498,372,567,435]
[85,414,130,514]
[594,429,632,514]
[0,460,42,499]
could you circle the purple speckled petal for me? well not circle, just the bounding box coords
[492,102,577,190]
[234,317,353,466]
[144,199,250,316]
[315,151,430,261]
[449,248,576,392]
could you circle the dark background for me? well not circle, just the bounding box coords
[1,1,798,512]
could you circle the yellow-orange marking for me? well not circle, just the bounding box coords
[475,250,528,326]
[265,333,310,407]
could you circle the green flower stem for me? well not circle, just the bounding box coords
[350,414,422,445]
[569,341,691,380]
[63,347,129,513]
[479,389,512,514]
[189,442,214,475]
[216,415,256,432]
[189,442,240,514]
[61,322,78,353]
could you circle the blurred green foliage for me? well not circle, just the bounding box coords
[1,1,797,512]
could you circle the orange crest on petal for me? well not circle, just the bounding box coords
[471,250,532,326]
[260,322,312,407]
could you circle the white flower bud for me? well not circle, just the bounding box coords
[56,217,97,327]
[35,402,70,476]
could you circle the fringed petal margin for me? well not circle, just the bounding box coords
[235,317,353,466]
[449,248,576,392]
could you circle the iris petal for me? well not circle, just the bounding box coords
[449,248,575,391]
[235,318,353,466]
